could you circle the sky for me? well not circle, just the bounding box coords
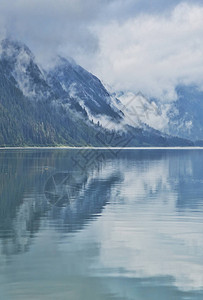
[0,0,203,101]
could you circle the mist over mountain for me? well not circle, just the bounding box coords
[114,86,203,143]
[0,38,195,147]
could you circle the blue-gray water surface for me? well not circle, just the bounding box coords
[0,149,203,300]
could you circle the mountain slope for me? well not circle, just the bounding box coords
[0,41,105,146]
[167,86,203,141]
[1,39,52,101]
[47,56,123,121]
[115,86,203,143]
[0,38,194,147]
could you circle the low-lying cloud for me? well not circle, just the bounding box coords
[0,0,203,101]
[91,3,203,101]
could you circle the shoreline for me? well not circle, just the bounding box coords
[0,146,203,150]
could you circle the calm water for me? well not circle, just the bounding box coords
[0,149,203,300]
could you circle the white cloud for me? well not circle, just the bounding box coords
[0,1,203,101]
[88,3,203,101]
[115,92,170,130]
[0,0,103,65]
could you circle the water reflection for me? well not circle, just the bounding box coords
[0,149,203,300]
[0,150,122,256]
[91,150,203,295]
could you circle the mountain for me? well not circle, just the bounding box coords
[0,39,106,146]
[0,38,194,147]
[1,39,52,100]
[115,86,203,144]
[47,56,123,122]
[167,85,203,142]
[0,57,96,146]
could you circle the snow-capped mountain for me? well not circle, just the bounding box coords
[114,86,203,142]
[1,39,52,100]
[0,39,123,126]
[47,56,123,123]
[0,38,194,147]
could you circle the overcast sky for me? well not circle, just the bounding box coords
[0,0,203,100]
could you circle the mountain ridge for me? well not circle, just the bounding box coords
[0,38,194,147]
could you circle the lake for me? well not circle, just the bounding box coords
[0,149,203,300]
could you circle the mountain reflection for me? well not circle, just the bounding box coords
[0,149,203,299]
[0,149,122,256]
